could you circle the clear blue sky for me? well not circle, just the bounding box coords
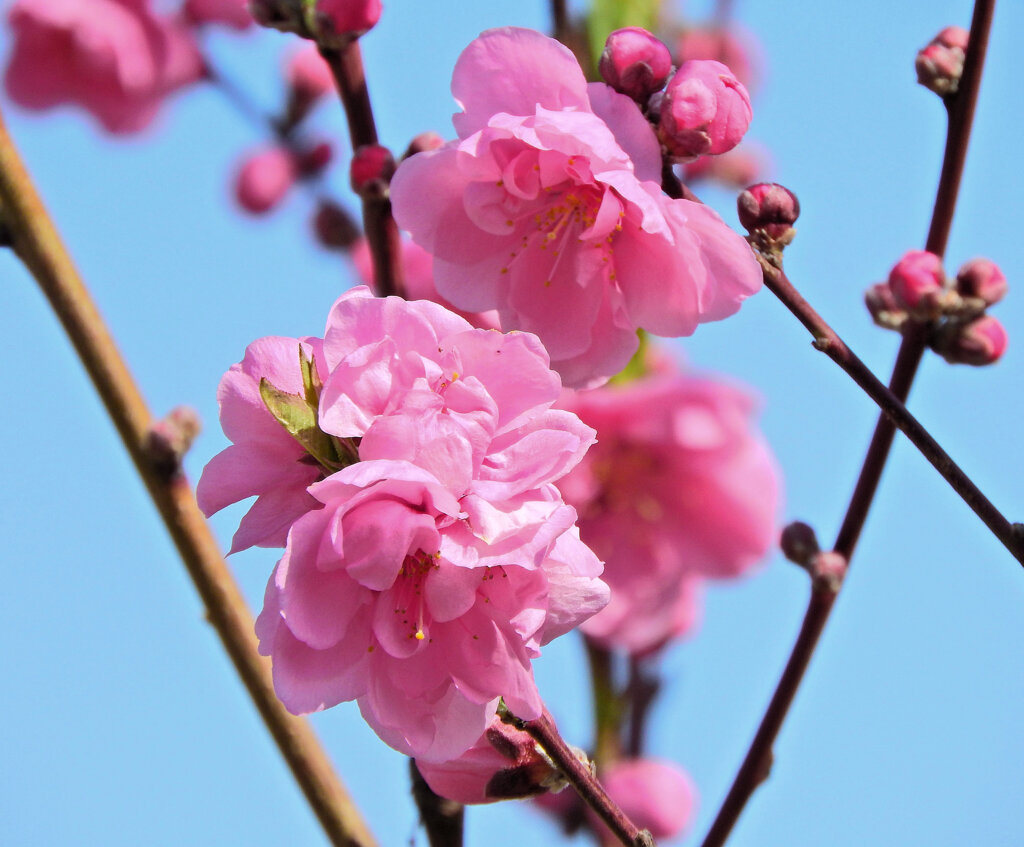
[2,1,1022,846]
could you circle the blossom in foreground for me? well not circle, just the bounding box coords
[202,288,607,760]
[5,0,203,134]
[196,336,326,553]
[392,27,762,388]
[558,362,779,654]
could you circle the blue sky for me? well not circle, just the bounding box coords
[2,1,1022,846]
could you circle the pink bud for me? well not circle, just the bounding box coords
[414,719,561,805]
[183,0,253,30]
[676,25,759,91]
[312,200,360,250]
[350,143,395,196]
[659,59,752,160]
[315,0,381,41]
[234,147,298,214]
[402,131,445,160]
[683,145,765,188]
[916,26,969,96]
[286,46,335,102]
[736,182,799,240]
[940,314,1008,366]
[598,27,673,103]
[888,250,946,316]
[955,258,1007,307]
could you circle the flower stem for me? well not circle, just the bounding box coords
[0,106,377,847]
[319,40,404,298]
[504,706,654,847]
[700,3,1000,844]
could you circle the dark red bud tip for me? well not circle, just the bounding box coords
[350,144,395,197]
[146,406,202,478]
[955,258,1007,307]
[737,182,799,239]
[312,200,360,251]
[939,315,1008,366]
[297,141,333,176]
[599,27,673,103]
[780,521,820,566]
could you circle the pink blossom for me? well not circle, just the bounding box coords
[558,363,779,654]
[415,717,560,803]
[183,0,253,30]
[234,147,299,214]
[197,336,327,553]
[659,59,752,160]
[245,288,607,760]
[352,238,501,330]
[5,0,203,134]
[391,27,762,389]
[592,759,695,841]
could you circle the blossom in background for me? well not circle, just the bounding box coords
[392,26,762,389]
[352,237,501,330]
[5,0,203,134]
[202,288,608,760]
[558,360,779,654]
[183,0,253,30]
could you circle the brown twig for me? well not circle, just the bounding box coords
[504,707,653,847]
[409,760,465,847]
[0,106,377,847]
[319,40,404,298]
[701,3,1000,844]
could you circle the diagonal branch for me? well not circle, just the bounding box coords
[0,106,377,847]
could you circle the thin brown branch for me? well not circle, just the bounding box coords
[504,707,653,847]
[320,40,404,298]
[701,4,1000,843]
[0,106,377,847]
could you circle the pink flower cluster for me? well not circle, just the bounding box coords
[5,0,204,134]
[392,27,762,389]
[199,288,609,761]
[558,361,779,654]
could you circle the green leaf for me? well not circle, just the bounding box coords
[587,0,663,69]
[259,377,340,471]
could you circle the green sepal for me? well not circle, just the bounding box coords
[259,376,341,471]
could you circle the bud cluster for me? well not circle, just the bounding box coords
[866,251,1009,366]
[598,27,753,164]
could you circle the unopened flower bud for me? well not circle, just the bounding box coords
[888,250,946,317]
[350,143,395,197]
[402,131,445,160]
[147,406,202,478]
[955,258,1007,307]
[297,141,333,176]
[780,521,820,566]
[414,718,564,805]
[312,200,360,251]
[864,281,907,330]
[315,0,381,43]
[938,314,1008,366]
[916,26,969,97]
[659,59,751,161]
[287,46,334,102]
[599,27,673,103]
[234,147,298,214]
[736,182,799,240]
[683,145,764,188]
